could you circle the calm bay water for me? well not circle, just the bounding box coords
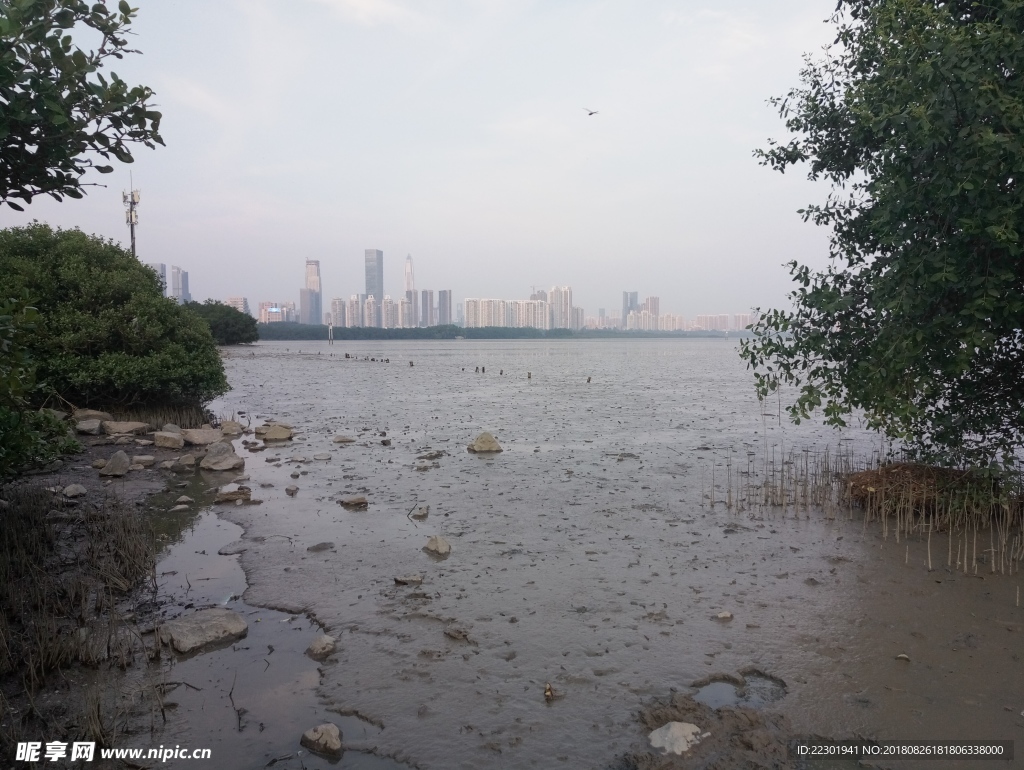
[194,338,1021,769]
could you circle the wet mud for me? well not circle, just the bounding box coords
[189,338,1023,769]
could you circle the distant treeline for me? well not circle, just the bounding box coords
[255,323,746,341]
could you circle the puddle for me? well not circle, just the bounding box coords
[692,672,787,710]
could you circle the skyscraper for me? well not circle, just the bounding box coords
[421,289,435,327]
[438,290,452,325]
[300,260,323,325]
[404,254,419,328]
[225,297,250,315]
[170,266,190,304]
[622,291,639,329]
[365,249,384,327]
[330,297,346,327]
[549,286,572,329]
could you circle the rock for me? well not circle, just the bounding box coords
[411,505,430,520]
[423,535,451,557]
[306,635,337,661]
[896,653,910,661]
[129,463,145,472]
[91,459,107,469]
[299,723,342,758]
[159,460,176,470]
[98,450,131,477]
[114,436,133,445]
[714,611,733,621]
[313,453,331,461]
[181,428,223,446]
[102,420,151,436]
[74,409,113,422]
[286,485,299,496]
[218,541,248,555]
[215,485,251,503]
[134,439,154,446]
[176,495,194,504]
[307,542,334,552]
[381,438,392,446]
[649,722,704,755]
[288,455,307,463]
[200,442,245,471]
[290,471,300,479]
[158,608,248,654]
[339,495,368,509]
[262,424,293,441]
[153,431,185,449]
[169,504,190,513]
[394,575,423,585]
[467,431,503,453]
[162,423,182,433]
[220,420,243,435]
[171,454,197,474]
[332,435,356,444]
[63,484,87,498]
[132,455,155,468]
[76,419,102,435]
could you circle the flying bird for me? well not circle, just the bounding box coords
[583,108,599,116]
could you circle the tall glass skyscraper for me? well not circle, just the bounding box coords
[300,260,322,324]
[364,249,384,327]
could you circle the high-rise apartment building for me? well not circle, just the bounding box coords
[404,255,419,325]
[330,297,347,327]
[399,298,414,328]
[549,286,572,329]
[300,260,322,325]
[258,301,296,323]
[363,295,378,330]
[365,249,384,327]
[382,296,399,328]
[571,306,585,331]
[225,297,250,316]
[437,290,452,325]
[346,295,363,327]
[642,296,660,318]
[464,299,509,328]
[170,266,191,304]
[457,302,464,327]
[509,300,550,329]
[420,289,435,327]
[147,263,167,296]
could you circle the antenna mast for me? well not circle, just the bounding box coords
[122,176,140,258]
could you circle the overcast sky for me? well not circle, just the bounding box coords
[5,0,840,319]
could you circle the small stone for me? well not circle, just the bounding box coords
[467,431,502,453]
[394,575,423,585]
[286,486,299,496]
[159,460,176,470]
[262,424,293,441]
[290,471,300,479]
[91,459,107,469]
[313,453,331,461]
[715,611,733,621]
[220,420,243,435]
[169,504,190,513]
[76,419,102,435]
[895,653,910,661]
[98,450,131,477]
[154,431,185,449]
[181,428,224,446]
[129,463,145,471]
[63,484,88,498]
[299,723,342,758]
[176,495,194,504]
[114,436,133,445]
[132,455,156,467]
[102,420,151,436]
[306,635,337,661]
[200,442,245,472]
[411,505,430,520]
[423,535,451,558]
[134,439,154,446]
[159,608,248,654]
[332,435,356,444]
[340,495,368,509]
[649,722,704,755]
[307,541,335,553]
[215,485,251,503]
[162,423,182,433]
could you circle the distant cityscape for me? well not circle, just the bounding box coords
[187,251,754,332]
[146,262,191,304]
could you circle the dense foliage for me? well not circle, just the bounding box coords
[0,224,227,408]
[0,296,76,478]
[0,0,163,209]
[741,0,1024,466]
[186,300,259,345]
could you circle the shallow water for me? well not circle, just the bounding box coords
[198,338,1022,768]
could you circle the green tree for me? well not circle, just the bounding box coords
[0,224,228,408]
[186,300,259,345]
[0,0,163,209]
[741,0,1024,467]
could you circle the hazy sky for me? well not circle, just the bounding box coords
[5,0,840,318]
